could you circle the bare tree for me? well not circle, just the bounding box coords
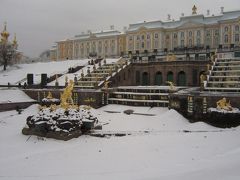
[0,42,15,71]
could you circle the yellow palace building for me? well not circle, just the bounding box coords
[51,6,240,60]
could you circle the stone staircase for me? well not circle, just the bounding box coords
[75,58,129,89]
[106,86,184,107]
[205,58,240,92]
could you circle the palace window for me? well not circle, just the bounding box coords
[189,39,192,47]
[189,31,192,37]
[81,48,84,56]
[235,34,239,42]
[128,43,133,50]
[147,41,150,49]
[181,32,184,38]
[215,30,219,36]
[111,46,115,54]
[147,34,150,39]
[154,41,158,48]
[206,30,211,37]
[173,33,178,39]
[142,35,145,40]
[155,33,158,39]
[197,30,201,37]
[136,43,140,49]
[129,36,133,41]
[137,35,140,40]
[224,26,229,32]
[197,39,201,46]
[235,25,239,32]
[105,46,108,53]
[181,40,184,47]
[224,35,229,43]
[141,42,145,48]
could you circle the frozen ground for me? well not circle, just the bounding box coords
[0,104,240,180]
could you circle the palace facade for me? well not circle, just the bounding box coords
[51,6,240,60]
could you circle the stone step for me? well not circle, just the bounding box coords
[112,91,168,96]
[77,81,101,84]
[93,69,114,73]
[213,66,240,70]
[204,87,240,92]
[215,61,240,65]
[216,58,240,62]
[209,76,240,81]
[211,71,240,76]
[108,98,169,103]
[207,81,240,84]
[74,85,96,89]
[85,74,106,78]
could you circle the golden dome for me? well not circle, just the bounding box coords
[13,33,17,46]
[1,22,10,42]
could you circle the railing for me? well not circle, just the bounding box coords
[124,46,240,63]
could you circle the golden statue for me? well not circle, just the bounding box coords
[200,73,206,84]
[192,5,197,15]
[46,91,53,99]
[216,97,233,111]
[60,79,74,109]
[166,81,176,91]
[104,81,110,89]
[84,98,96,103]
[166,53,176,61]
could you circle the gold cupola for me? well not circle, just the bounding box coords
[12,33,18,48]
[192,5,197,15]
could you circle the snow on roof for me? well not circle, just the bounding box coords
[127,10,240,32]
[73,30,121,41]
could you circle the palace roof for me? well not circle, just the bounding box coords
[127,10,240,32]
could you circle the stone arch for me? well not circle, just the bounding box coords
[142,72,149,85]
[154,71,162,85]
[167,71,174,83]
[177,71,186,86]
[136,71,140,85]
[199,71,206,86]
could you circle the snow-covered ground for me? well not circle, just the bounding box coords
[0,59,89,85]
[1,104,240,180]
[0,58,121,86]
[0,88,35,103]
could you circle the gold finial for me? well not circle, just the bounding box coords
[13,33,17,46]
[192,5,197,15]
[4,22,7,31]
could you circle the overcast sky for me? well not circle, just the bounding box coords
[0,0,239,58]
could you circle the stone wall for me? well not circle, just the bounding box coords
[23,89,104,108]
[169,91,240,127]
[105,60,209,88]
